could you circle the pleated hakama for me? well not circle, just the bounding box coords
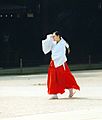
[47,60,80,94]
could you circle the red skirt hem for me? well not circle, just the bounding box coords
[47,60,80,94]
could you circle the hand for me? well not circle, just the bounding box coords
[68,48,70,54]
[47,34,53,38]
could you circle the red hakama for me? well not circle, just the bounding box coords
[47,60,80,94]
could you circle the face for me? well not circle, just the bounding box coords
[52,33,60,42]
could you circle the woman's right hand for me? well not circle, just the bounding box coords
[47,34,52,37]
[47,34,54,40]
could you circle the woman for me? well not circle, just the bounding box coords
[42,31,80,99]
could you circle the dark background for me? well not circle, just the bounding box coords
[0,0,102,68]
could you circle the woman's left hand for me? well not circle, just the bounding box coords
[68,48,70,54]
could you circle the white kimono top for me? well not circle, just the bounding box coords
[42,35,69,68]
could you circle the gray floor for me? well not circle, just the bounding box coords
[0,70,102,120]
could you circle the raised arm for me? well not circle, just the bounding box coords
[42,34,54,54]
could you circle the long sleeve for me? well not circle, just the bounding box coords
[42,35,54,54]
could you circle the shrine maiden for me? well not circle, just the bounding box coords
[42,31,80,99]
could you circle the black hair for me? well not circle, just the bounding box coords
[53,31,62,37]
